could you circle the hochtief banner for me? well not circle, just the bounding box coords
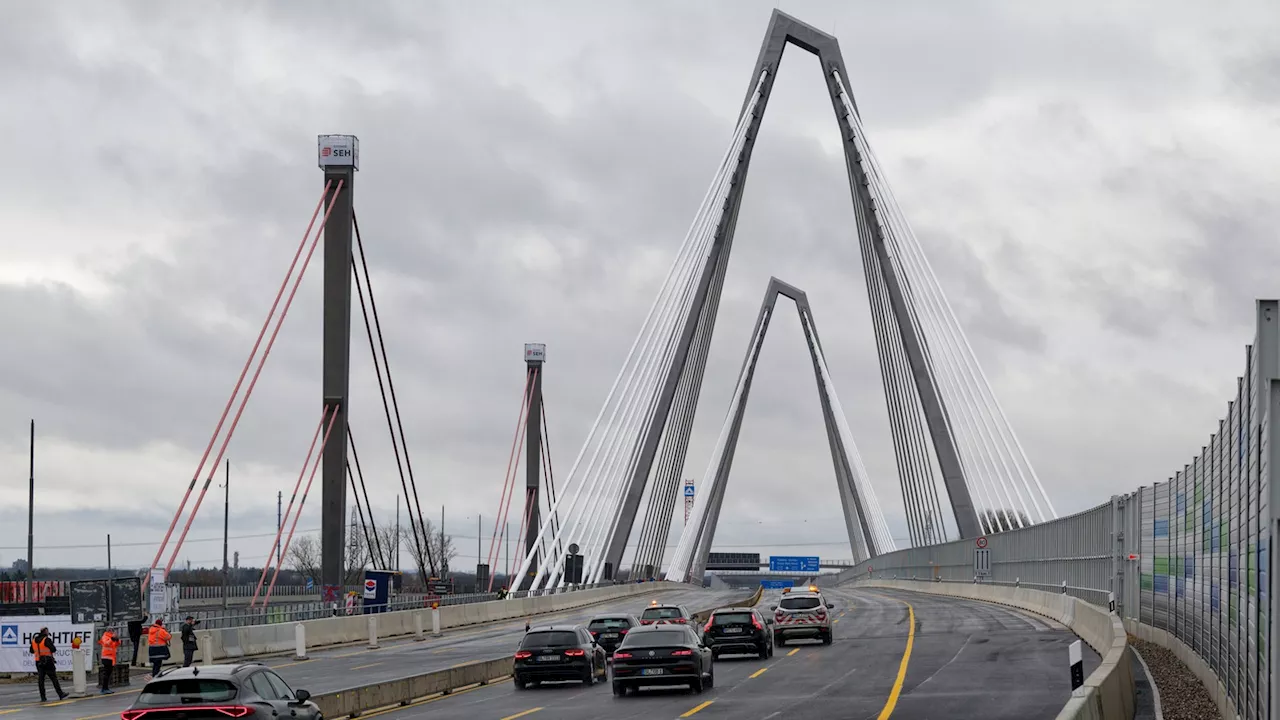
[0,615,94,674]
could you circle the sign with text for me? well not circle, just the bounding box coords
[524,343,546,363]
[0,615,93,674]
[317,134,359,170]
[760,579,794,589]
[768,556,819,573]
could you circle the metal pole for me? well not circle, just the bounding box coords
[26,419,34,599]
[440,506,445,577]
[223,459,230,610]
[395,495,400,573]
[107,534,112,577]
[477,515,481,574]
[277,491,283,566]
[505,521,510,583]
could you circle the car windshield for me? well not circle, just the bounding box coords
[137,679,238,705]
[588,618,631,631]
[520,631,579,649]
[621,630,689,648]
[780,596,821,610]
[713,612,754,626]
[641,607,682,620]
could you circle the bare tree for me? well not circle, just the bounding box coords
[288,536,321,582]
[978,509,1032,535]
[400,518,457,578]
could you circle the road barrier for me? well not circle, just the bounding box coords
[303,584,759,718]
[312,657,512,718]
[188,581,700,663]
[852,579,1134,720]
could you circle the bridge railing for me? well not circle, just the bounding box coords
[831,299,1278,720]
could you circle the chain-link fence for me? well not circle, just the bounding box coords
[832,299,1278,720]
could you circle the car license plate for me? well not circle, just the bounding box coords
[641,668,664,676]
[537,655,560,662]
[723,627,743,633]
[602,633,618,639]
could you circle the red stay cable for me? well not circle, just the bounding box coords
[263,407,341,607]
[486,369,535,574]
[251,409,328,607]
[145,180,334,590]
[490,373,535,591]
[163,179,346,578]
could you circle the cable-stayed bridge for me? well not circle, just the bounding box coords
[33,8,1263,720]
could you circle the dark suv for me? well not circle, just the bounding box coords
[586,614,638,655]
[512,625,607,689]
[703,607,773,659]
[123,664,319,720]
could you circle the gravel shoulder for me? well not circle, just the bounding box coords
[1129,634,1220,720]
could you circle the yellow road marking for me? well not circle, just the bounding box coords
[350,662,381,670]
[499,709,542,720]
[680,700,715,717]
[787,648,799,657]
[74,711,128,720]
[875,601,916,720]
[833,619,840,624]
[0,710,22,716]
[749,667,768,679]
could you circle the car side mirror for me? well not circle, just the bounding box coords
[293,690,311,703]
[769,605,777,611]
[826,603,835,609]
[765,617,774,625]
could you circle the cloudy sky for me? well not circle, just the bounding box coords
[1,1,1277,575]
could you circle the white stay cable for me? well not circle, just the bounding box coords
[577,89,766,586]
[666,312,769,580]
[512,78,767,591]
[840,92,1052,522]
[805,316,896,552]
[834,73,1046,527]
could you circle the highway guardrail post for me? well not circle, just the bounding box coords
[367,616,378,649]
[413,611,424,641]
[198,630,214,666]
[431,603,441,637]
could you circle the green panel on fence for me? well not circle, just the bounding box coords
[1154,556,1170,574]
[1195,480,1203,503]
[1187,511,1195,531]
[1141,573,1153,591]
[1247,546,1255,593]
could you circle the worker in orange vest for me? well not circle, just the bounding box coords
[98,629,120,694]
[146,619,171,678]
[30,627,68,702]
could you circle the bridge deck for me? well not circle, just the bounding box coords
[0,586,1098,720]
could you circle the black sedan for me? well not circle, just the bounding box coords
[512,625,607,689]
[124,664,319,720]
[611,625,714,696]
[703,606,773,659]
[586,614,639,655]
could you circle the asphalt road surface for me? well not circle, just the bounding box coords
[353,585,1101,720]
[0,586,739,720]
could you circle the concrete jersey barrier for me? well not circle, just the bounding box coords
[188,581,702,664]
[305,584,762,718]
[852,580,1134,720]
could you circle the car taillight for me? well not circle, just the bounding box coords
[565,649,586,657]
[619,629,628,634]
[590,630,599,636]
[752,615,764,631]
[515,650,532,659]
[614,651,632,659]
[640,619,653,625]
[122,712,146,720]
[672,617,687,624]
[704,619,714,633]
[671,649,693,656]
[216,709,253,719]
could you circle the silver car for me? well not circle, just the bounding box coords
[769,587,834,645]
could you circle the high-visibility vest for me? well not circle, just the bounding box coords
[99,633,119,662]
[147,625,170,647]
[31,637,53,660]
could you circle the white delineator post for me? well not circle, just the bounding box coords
[367,616,378,649]
[1068,639,1084,695]
[413,612,424,641]
[198,631,214,666]
[71,645,87,696]
[294,623,307,660]
[431,603,441,637]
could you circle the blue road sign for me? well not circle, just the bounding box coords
[760,579,794,589]
[684,484,695,497]
[769,556,820,573]
[305,577,314,591]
